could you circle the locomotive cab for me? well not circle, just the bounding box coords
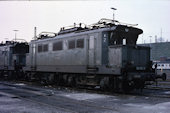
[103,25,158,90]
[107,25,151,71]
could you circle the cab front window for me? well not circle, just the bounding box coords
[108,31,138,46]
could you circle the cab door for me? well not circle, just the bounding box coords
[88,35,96,66]
[30,43,36,70]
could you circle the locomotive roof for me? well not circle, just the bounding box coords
[0,41,28,47]
[33,18,143,42]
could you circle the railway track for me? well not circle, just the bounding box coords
[68,84,170,99]
[70,84,170,99]
[0,80,170,113]
[146,85,170,91]
[0,80,170,104]
[0,81,119,113]
[0,82,75,113]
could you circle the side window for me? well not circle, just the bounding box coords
[53,41,63,51]
[68,40,75,49]
[38,44,42,53]
[76,39,84,48]
[43,44,48,52]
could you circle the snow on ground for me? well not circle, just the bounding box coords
[63,93,111,100]
[164,91,170,94]
[0,96,68,113]
[1,82,170,113]
[124,102,170,113]
[14,83,25,86]
[124,103,150,108]
[143,102,170,109]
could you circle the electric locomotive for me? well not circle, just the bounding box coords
[0,41,29,79]
[23,18,165,92]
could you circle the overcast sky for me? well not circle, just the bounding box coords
[0,0,170,44]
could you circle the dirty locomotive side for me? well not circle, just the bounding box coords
[0,41,29,79]
[0,19,166,92]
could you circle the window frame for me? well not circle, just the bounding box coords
[68,39,75,49]
[53,41,63,51]
[43,44,48,52]
[76,38,84,48]
[38,44,43,53]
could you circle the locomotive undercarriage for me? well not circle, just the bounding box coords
[23,72,125,92]
[0,72,144,92]
[0,69,24,80]
[0,67,166,93]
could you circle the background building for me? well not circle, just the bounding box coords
[140,42,170,61]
